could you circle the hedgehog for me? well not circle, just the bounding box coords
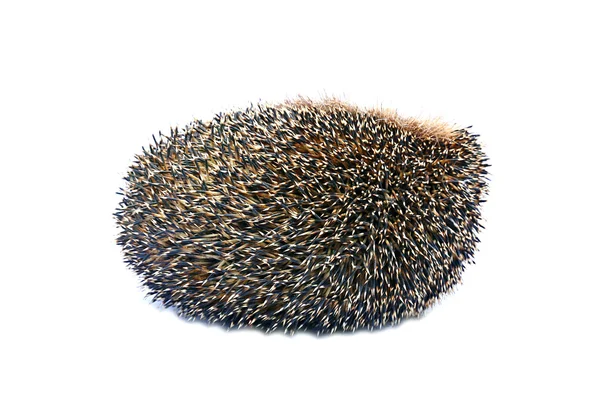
[115,98,489,334]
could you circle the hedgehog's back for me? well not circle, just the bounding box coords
[115,99,488,333]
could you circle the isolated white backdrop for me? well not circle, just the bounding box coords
[1,1,598,419]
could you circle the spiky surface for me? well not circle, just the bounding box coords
[115,99,489,334]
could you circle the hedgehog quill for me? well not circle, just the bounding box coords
[115,98,489,334]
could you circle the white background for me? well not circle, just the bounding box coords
[1,1,598,419]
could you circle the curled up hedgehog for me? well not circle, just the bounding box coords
[115,98,489,334]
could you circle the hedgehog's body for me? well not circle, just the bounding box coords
[115,98,488,333]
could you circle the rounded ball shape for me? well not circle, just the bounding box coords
[115,99,489,333]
